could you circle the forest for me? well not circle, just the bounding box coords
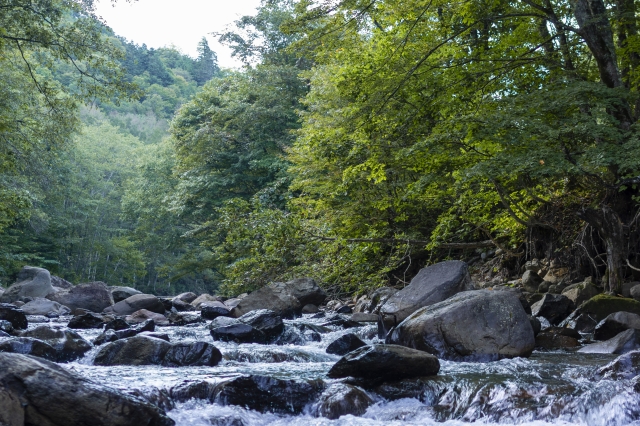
[2,0,640,299]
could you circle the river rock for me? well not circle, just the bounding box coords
[167,311,204,326]
[0,266,54,303]
[0,320,14,334]
[302,304,320,314]
[326,333,367,355]
[535,327,580,349]
[314,383,373,419]
[20,297,71,317]
[531,294,574,325]
[560,312,599,333]
[224,298,242,309]
[114,319,155,339]
[578,329,640,354]
[366,287,398,314]
[0,337,57,360]
[208,317,264,343]
[93,329,118,346]
[201,301,231,319]
[573,294,640,322]
[94,335,172,366]
[191,294,224,309]
[562,281,601,307]
[48,281,114,313]
[110,286,142,303]
[593,312,640,341]
[162,342,222,367]
[232,280,322,319]
[104,294,165,315]
[67,312,109,329]
[285,278,327,306]
[631,284,640,302]
[105,317,131,331]
[388,290,535,361]
[126,308,169,325]
[51,275,73,289]
[595,350,640,379]
[0,303,27,329]
[238,309,284,340]
[351,312,378,322]
[173,292,198,304]
[328,344,440,382]
[379,260,474,329]
[21,326,92,362]
[522,270,543,293]
[213,375,323,414]
[0,353,174,426]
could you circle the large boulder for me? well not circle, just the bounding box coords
[579,329,640,354]
[50,275,73,289]
[162,342,222,367]
[208,317,265,344]
[379,260,475,329]
[20,298,71,317]
[328,344,440,382]
[0,353,174,426]
[110,286,142,303]
[48,281,114,313]
[572,294,640,322]
[313,383,373,419]
[237,309,284,341]
[173,292,198,304]
[104,294,165,316]
[594,312,640,341]
[0,303,27,329]
[531,294,574,325]
[0,266,53,303]
[190,294,224,310]
[94,335,172,366]
[561,281,601,307]
[283,278,327,306]
[387,290,535,361]
[521,270,543,293]
[231,284,302,319]
[200,301,231,320]
[21,326,92,362]
[212,375,323,414]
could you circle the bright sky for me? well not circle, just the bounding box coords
[95,0,263,69]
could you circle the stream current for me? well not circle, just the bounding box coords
[26,312,640,426]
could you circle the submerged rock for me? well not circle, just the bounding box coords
[326,333,367,356]
[579,329,640,354]
[387,290,535,361]
[213,375,324,414]
[327,344,440,382]
[379,260,474,329]
[313,383,373,419]
[594,311,640,341]
[0,353,174,426]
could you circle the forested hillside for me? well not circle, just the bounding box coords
[2,0,640,298]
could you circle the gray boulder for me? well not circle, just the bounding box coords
[631,284,640,302]
[21,326,92,362]
[208,317,265,343]
[387,290,535,361]
[0,266,53,303]
[379,260,474,329]
[200,301,231,319]
[162,342,222,367]
[531,293,574,325]
[328,344,440,382]
[579,329,640,354]
[104,294,165,315]
[326,333,367,355]
[594,311,640,341]
[48,281,114,313]
[0,337,57,360]
[67,312,110,329]
[0,303,28,329]
[562,281,601,307]
[284,278,327,306]
[173,292,198,304]
[238,309,284,340]
[521,270,543,293]
[0,353,174,426]
[110,286,142,303]
[126,309,169,325]
[190,294,224,309]
[94,335,172,366]
[20,298,71,317]
[51,275,74,289]
[314,383,373,419]
[231,284,302,319]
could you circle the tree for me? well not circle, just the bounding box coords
[193,37,219,85]
[288,0,640,293]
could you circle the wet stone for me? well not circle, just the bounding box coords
[21,326,92,362]
[238,309,284,341]
[162,342,222,367]
[314,383,374,420]
[200,301,231,320]
[104,317,131,331]
[594,311,640,341]
[0,337,57,360]
[579,329,640,354]
[67,312,108,329]
[0,303,27,330]
[326,333,367,356]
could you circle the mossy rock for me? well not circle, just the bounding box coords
[577,294,640,322]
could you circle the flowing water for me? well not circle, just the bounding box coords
[21,313,640,426]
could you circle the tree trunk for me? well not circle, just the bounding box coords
[577,205,626,293]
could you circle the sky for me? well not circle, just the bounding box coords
[95,0,263,69]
